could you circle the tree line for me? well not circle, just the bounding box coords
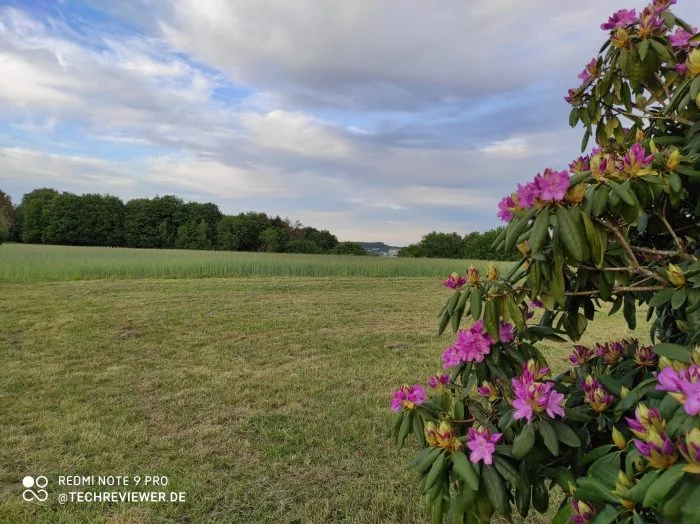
[398,229,518,261]
[0,188,367,255]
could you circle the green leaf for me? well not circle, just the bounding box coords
[451,451,480,491]
[592,504,621,524]
[648,287,674,307]
[483,299,499,340]
[529,209,550,255]
[397,412,411,448]
[691,76,700,101]
[417,447,443,474]
[483,465,510,517]
[552,504,572,524]
[623,295,636,330]
[557,205,586,262]
[642,464,685,508]
[671,288,688,310]
[607,180,637,207]
[550,420,581,447]
[615,378,657,413]
[581,128,591,152]
[532,478,549,514]
[512,424,535,459]
[624,470,661,504]
[638,39,650,61]
[493,455,524,490]
[423,451,447,493]
[652,343,691,363]
[575,477,620,504]
[470,289,482,321]
[538,420,559,456]
[577,445,614,467]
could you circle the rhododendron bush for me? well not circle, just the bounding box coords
[390,2,700,523]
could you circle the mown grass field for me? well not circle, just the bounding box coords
[0,247,648,523]
[0,244,513,282]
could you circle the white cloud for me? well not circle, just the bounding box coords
[238,110,354,159]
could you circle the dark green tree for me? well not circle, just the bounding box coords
[17,188,59,243]
[0,190,15,244]
[284,239,322,254]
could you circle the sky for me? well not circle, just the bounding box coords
[1,1,699,245]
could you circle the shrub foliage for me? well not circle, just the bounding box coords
[391,3,700,523]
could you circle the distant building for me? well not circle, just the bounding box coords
[387,248,399,257]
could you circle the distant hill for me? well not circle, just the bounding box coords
[357,242,403,257]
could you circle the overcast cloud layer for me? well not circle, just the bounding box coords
[1,0,699,244]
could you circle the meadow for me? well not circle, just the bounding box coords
[0,244,512,282]
[0,246,647,523]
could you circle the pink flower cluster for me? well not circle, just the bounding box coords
[621,143,654,175]
[427,374,449,389]
[582,376,614,412]
[390,384,426,412]
[601,9,638,30]
[656,364,700,416]
[594,341,625,366]
[669,26,699,48]
[568,345,595,367]
[441,320,494,368]
[511,361,565,423]
[443,272,466,290]
[466,426,502,465]
[497,168,570,222]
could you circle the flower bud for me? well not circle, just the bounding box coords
[613,427,627,450]
[620,386,630,398]
[689,49,700,77]
[611,27,629,48]
[666,149,681,171]
[517,240,529,256]
[678,428,700,473]
[486,263,499,281]
[467,266,480,286]
[425,421,439,447]
[696,92,700,110]
[634,129,644,142]
[566,183,586,204]
[667,264,686,288]
[615,471,633,494]
[649,139,658,154]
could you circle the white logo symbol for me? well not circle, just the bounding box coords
[22,476,49,502]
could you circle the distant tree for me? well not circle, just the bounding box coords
[42,192,82,245]
[215,212,271,251]
[124,198,160,248]
[398,243,424,257]
[419,231,463,258]
[259,227,287,252]
[461,227,518,261]
[284,239,322,254]
[0,190,15,244]
[303,227,338,252]
[17,188,59,243]
[330,241,367,256]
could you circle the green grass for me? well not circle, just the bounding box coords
[0,244,513,282]
[0,276,648,523]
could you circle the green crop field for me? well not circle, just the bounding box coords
[0,244,512,282]
[0,247,647,523]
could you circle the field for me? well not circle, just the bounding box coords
[0,246,647,523]
[0,244,513,282]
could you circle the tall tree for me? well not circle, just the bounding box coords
[0,189,15,243]
[17,188,59,243]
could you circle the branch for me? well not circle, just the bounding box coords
[565,284,666,297]
[632,246,696,262]
[655,212,684,252]
[596,218,669,284]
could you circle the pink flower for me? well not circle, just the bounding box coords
[516,181,539,209]
[442,344,461,369]
[571,500,596,524]
[512,364,564,423]
[498,321,515,344]
[669,27,698,48]
[676,63,689,75]
[656,365,700,416]
[569,155,590,174]
[601,9,637,31]
[428,374,449,389]
[390,384,426,412]
[622,143,654,175]
[569,345,594,367]
[652,0,676,15]
[443,272,467,289]
[466,426,502,465]
[452,320,494,364]
[582,376,614,412]
[497,193,522,222]
[538,168,570,202]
